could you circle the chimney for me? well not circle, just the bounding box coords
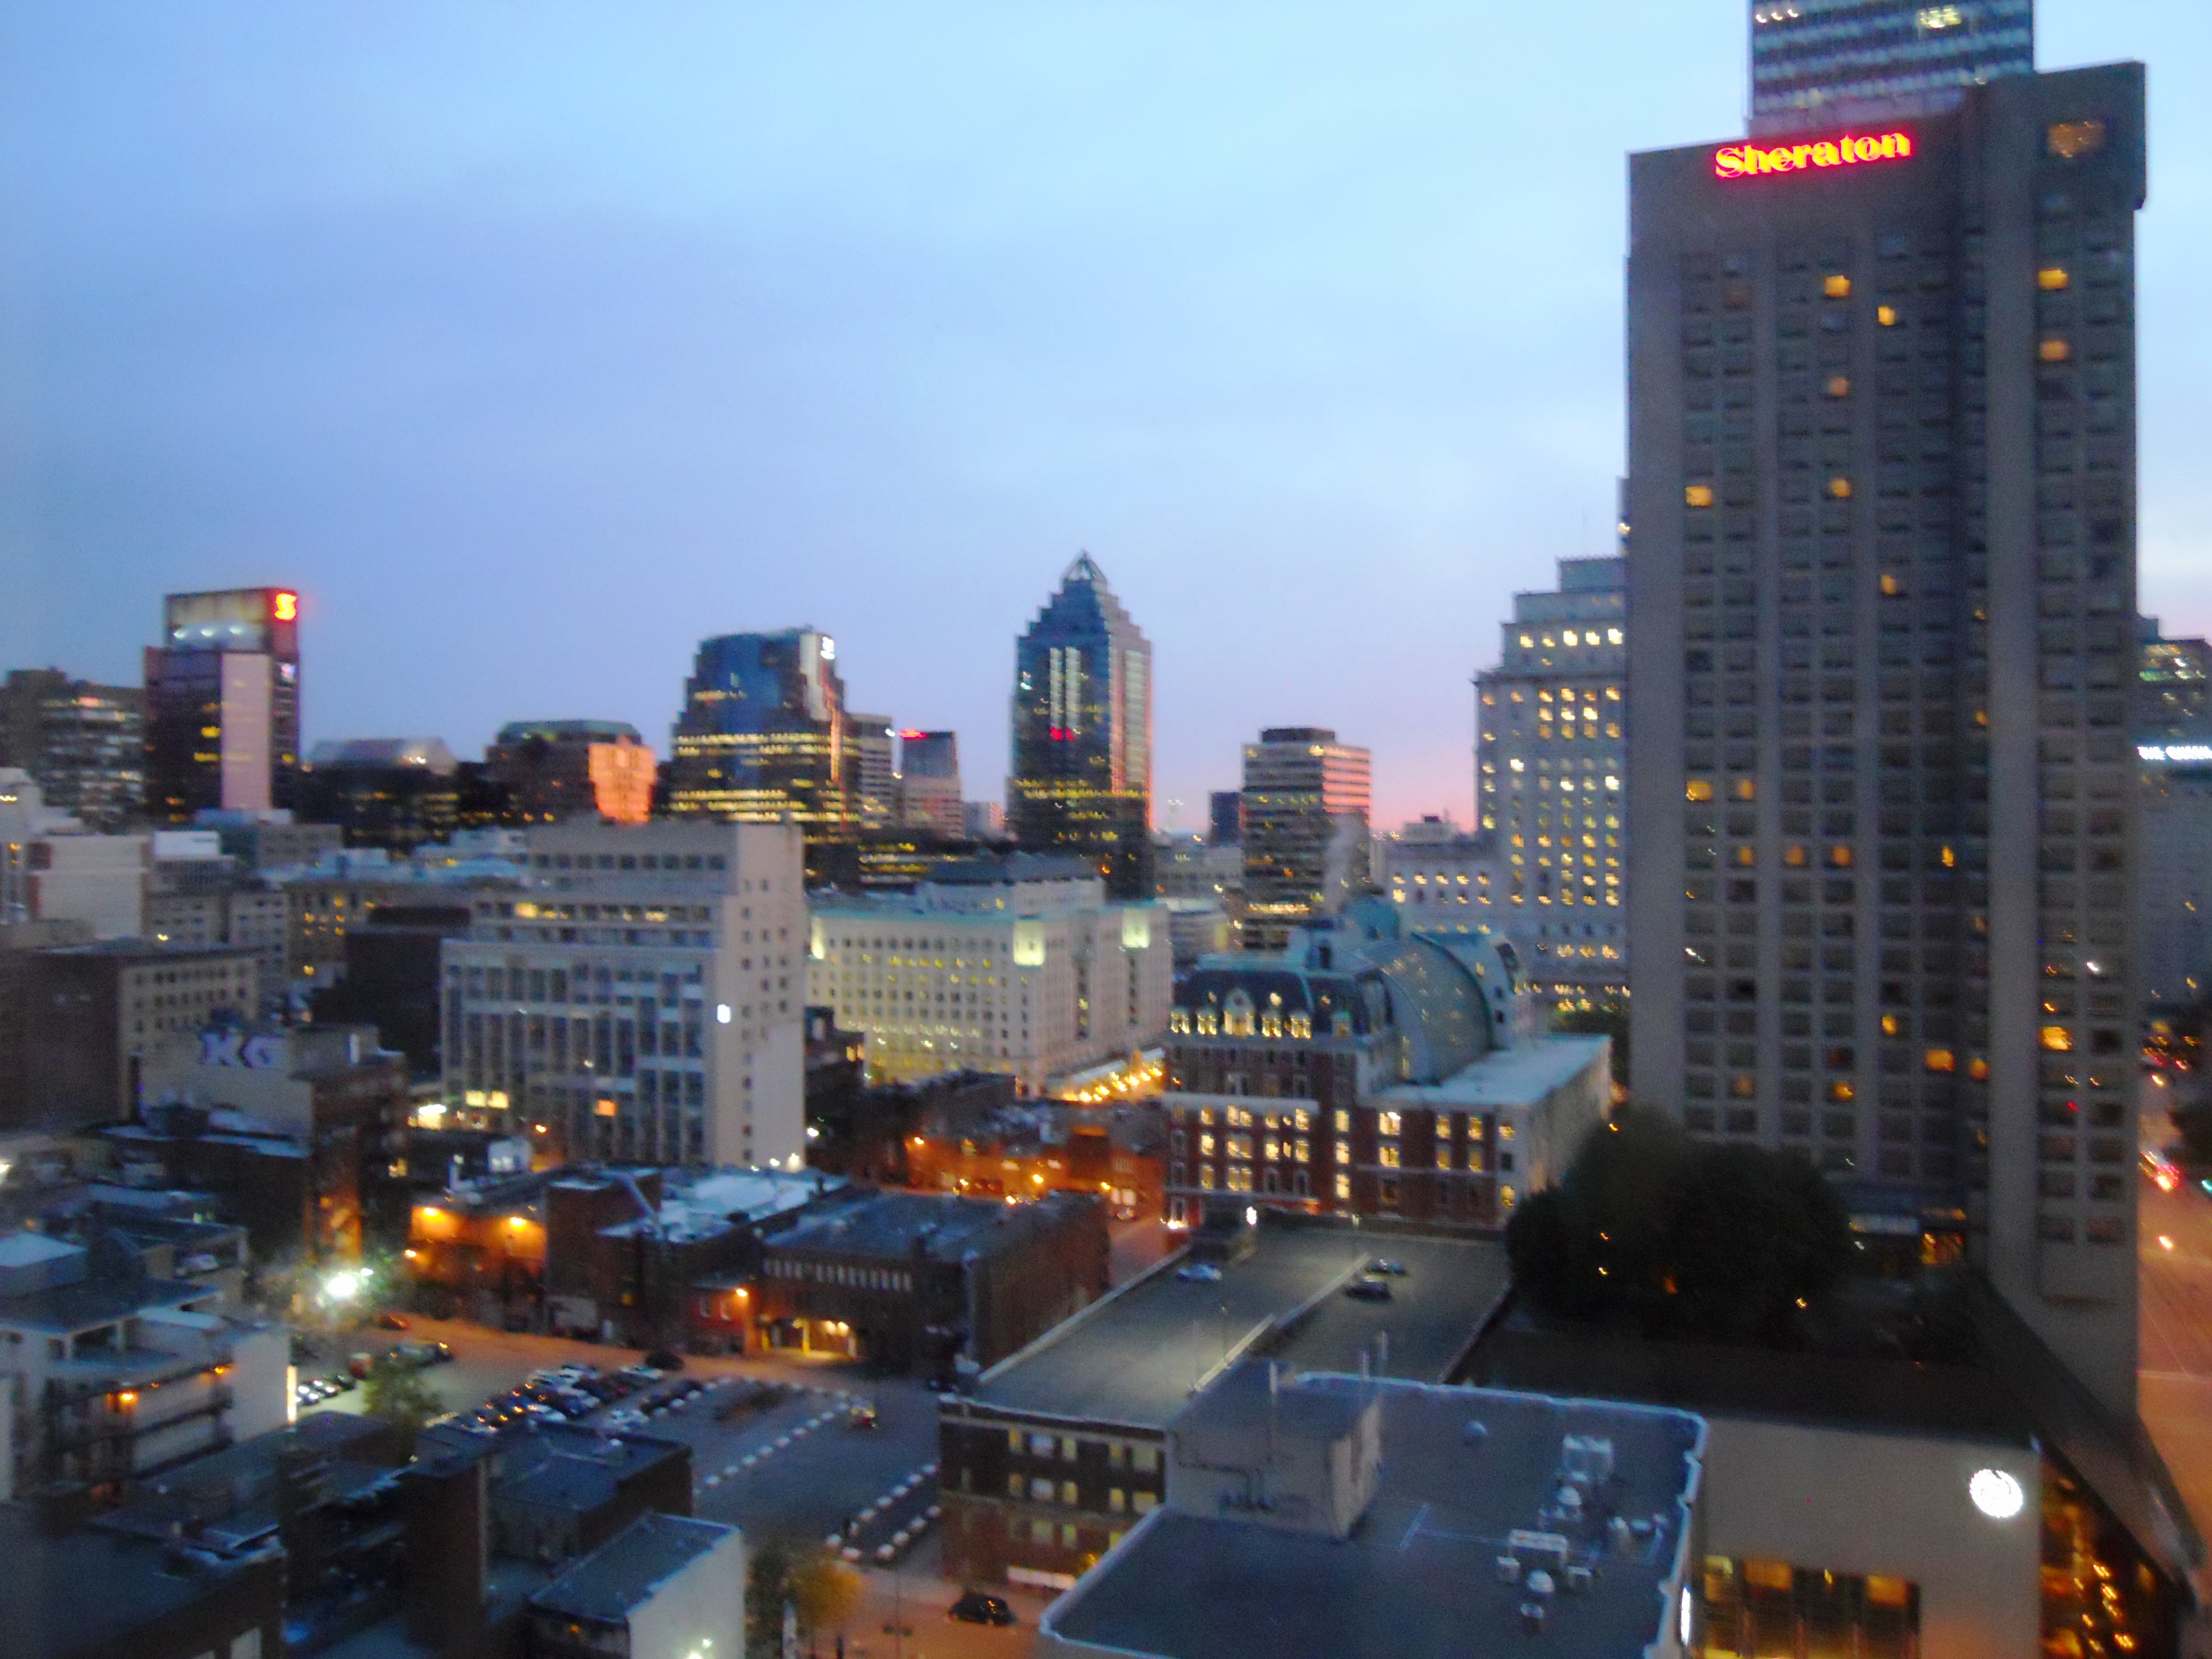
[401,1451,488,1650]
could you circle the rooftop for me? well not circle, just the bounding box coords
[1042,1375,1703,1659]
[0,1501,282,1659]
[966,1224,1509,1430]
[529,1512,737,1623]
[1375,1035,1610,1110]
[768,1188,1088,1264]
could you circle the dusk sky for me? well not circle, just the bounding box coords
[4,2,2207,831]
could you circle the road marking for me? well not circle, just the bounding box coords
[1399,1503,1430,1551]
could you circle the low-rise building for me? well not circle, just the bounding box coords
[18,941,259,1129]
[807,853,1171,1093]
[734,1187,1106,1375]
[0,1496,286,1659]
[1162,906,1607,1230]
[937,1222,1510,1591]
[1,768,146,940]
[445,819,808,1169]
[908,1099,1163,1219]
[293,736,463,852]
[528,1511,746,1659]
[1462,1280,2199,1659]
[127,1020,409,1264]
[0,1229,288,1501]
[1036,1363,1704,1659]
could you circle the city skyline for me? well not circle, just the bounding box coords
[3,2,2206,833]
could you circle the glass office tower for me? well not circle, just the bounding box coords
[1751,0,2033,135]
[1625,61,2147,1416]
[1239,727,1371,951]
[665,630,860,837]
[143,587,301,822]
[1008,555,1153,900]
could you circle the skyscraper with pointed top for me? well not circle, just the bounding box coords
[1008,555,1154,900]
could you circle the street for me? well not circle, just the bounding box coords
[2137,1167,2212,1550]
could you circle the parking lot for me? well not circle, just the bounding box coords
[292,1314,949,1568]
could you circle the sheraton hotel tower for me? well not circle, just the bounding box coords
[1625,16,2147,1418]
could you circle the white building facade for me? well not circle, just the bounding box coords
[807,854,1171,1092]
[441,820,806,1170]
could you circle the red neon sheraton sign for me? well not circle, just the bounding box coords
[1714,130,1913,179]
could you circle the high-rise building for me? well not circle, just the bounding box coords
[1206,789,1242,847]
[0,669,143,831]
[484,720,656,825]
[1238,728,1371,951]
[1625,56,2146,1413]
[896,731,964,837]
[143,588,301,823]
[1750,0,2033,137]
[293,738,461,852]
[1475,557,1629,1005]
[441,819,807,1168]
[2136,617,2210,739]
[665,630,860,839]
[849,713,896,830]
[1008,556,1154,900]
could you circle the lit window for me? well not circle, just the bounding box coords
[1968,1057,1989,1081]
[1335,1172,1351,1201]
[1828,846,1852,868]
[1607,628,1623,644]
[1825,375,1850,398]
[1823,274,1851,298]
[1829,1081,1855,1102]
[1924,1049,1956,1073]
[1685,484,1715,508]
[2039,339,2071,362]
[2038,267,2070,291]
[1733,779,1756,801]
[1783,846,1807,868]
[1879,573,1904,596]
[1686,780,1714,802]
[1876,305,1898,326]
[1827,476,1852,499]
[2041,1026,2074,1052]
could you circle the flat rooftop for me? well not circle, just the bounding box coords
[966,1225,1508,1430]
[530,1512,735,1621]
[1375,1034,1609,1110]
[768,1188,1083,1263]
[1043,1376,1703,1659]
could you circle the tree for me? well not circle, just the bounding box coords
[790,1552,863,1640]
[1505,1108,1853,1345]
[1551,1004,1630,1089]
[361,1354,444,1453]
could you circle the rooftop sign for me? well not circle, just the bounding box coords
[1715,131,1913,179]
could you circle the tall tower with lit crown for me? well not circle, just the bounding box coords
[1008,555,1154,900]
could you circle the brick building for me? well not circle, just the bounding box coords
[728,1188,1106,1376]
[1162,905,1608,1231]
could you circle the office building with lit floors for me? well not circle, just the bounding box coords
[1238,728,1370,951]
[1624,56,2147,1415]
[1476,556,1627,1007]
[486,718,657,825]
[440,819,806,1169]
[807,853,1171,1093]
[664,628,865,840]
[1008,556,1154,900]
[143,587,301,822]
[0,668,143,831]
[896,729,965,837]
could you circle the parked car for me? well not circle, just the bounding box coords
[373,1312,411,1332]
[1344,1279,1392,1302]
[642,1349,686,1372]
[1175,1262,1223,1284]
[950,1592,1017,1627]
[847,1404,880,1431]
[347,1352,375,1379]
[1366,1258,1409,1277]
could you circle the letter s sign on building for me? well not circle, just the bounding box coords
[1714,130,1913,179]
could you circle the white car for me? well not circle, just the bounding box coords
[1176,1262,1223,1284]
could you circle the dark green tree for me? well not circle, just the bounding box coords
[1506,1108,1853,1344]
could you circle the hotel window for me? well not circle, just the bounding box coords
[1377,1112,1402,1136]
[1109,1488,1126,1513]
[1059,1481,1078,1505]
[1007,1474,1023,1498]
[1030,1478,1054,1501]
[1132,1446,1159,1473]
